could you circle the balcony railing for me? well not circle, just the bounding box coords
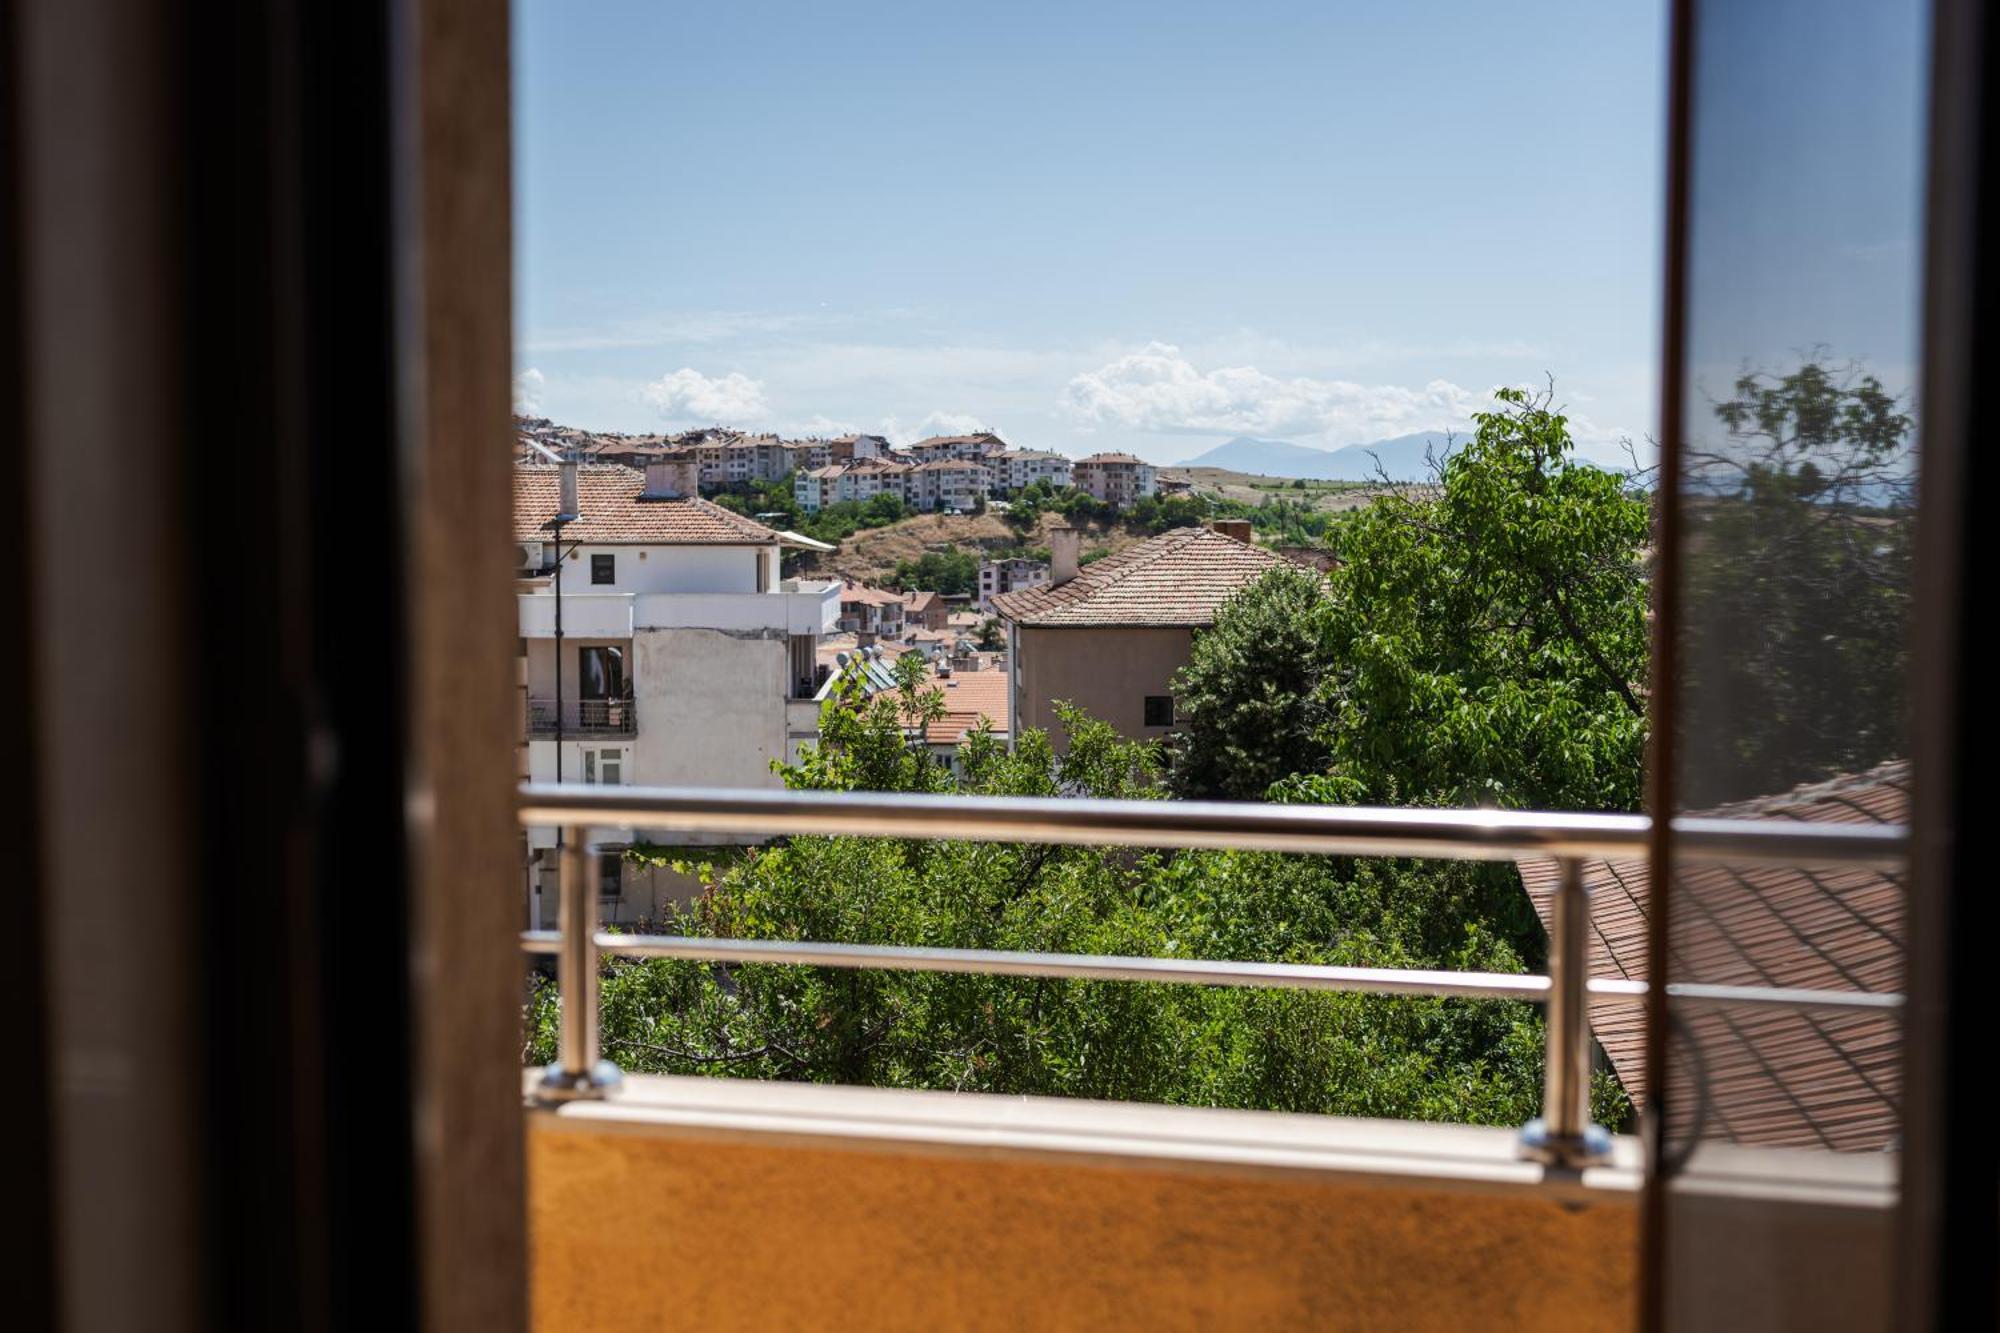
[525,696,637,738]
[518,783,1907,1170]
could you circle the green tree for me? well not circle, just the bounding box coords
[528,665,1630,1129]
[1680,358,1913,804]
[1168,564,1341,801]
[1168,384,1650,812]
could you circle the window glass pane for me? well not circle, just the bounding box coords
[1661,1,1924,1324]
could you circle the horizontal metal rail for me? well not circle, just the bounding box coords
[522,783,1911,1167]
[517,783,1908,871]
[520,931,1903,1016]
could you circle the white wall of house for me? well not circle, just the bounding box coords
[631,626,792,789]
[548,542,775,595]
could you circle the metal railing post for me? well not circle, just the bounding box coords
[1519,855,1610,1168]
[535,823,622,1103]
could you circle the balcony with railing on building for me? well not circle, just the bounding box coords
[525,692,637,739]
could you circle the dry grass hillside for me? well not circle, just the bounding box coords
[1162,467,1395,511]
[798,510,1145,587]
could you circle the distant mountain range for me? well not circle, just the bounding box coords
[1175,432,1461,481]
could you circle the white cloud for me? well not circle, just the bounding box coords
[879,410,990,445]
[638,367,770,425]
[1062,342,1488,444]
[513,368,545,415]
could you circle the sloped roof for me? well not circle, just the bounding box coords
[512,465,779,545]
[839,584,907,608]
[991,526,1290,627]
[1517,759,1907,1153]
[876,667,1011,746]
[1074,452,1150,466]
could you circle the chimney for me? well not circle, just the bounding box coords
[556,457,580,522]
[1208,518,1252,544]
[1049,523,1080,584]
[642,458,695,498]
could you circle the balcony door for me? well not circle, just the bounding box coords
[578,645,623,700]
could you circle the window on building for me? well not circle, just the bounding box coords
[755,549,771,593]
[1143,695,1174,728]
[599,851,623,899]
[590,553,615,585]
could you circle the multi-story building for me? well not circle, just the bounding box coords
[909,459,987,512]
[786,439,833,474]
[722,434,790,486]
[835,584,907,638]
[829,433,891,463]
[907,432,1006,465]
[986,448,1072,494]
[794,464,842,513]
[1072,452,1158,507]
[978,556,1050,611]
[515,461,839,924]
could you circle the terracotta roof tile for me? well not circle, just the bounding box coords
[991,527,1292,627]
[1518,759,1907,1152]
[513,465,779,545]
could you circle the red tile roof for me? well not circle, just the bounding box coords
[513,465,780,545]
[1518,759,1907,1153]
[882,668,1011,746]
[991,526,1292,627]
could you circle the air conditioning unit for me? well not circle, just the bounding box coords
[516,542,545,573]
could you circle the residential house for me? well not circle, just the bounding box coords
[991,521,1288,749]
[835,584,907,639]
[1072,452,1158,507]
[902,588,949,631]
[514,461,840,925]
[817,644,1012,768]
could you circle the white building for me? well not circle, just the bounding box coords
[515,461,839,925]
[978,556,1050,611]
[986,448,1072,495]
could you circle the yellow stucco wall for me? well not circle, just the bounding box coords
[529,1122,1636,1331]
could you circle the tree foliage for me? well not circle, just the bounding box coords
[1173,384,1650,812]
[1679,359,1913,805]
[528,661,1629,1129]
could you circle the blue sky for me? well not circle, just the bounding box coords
[514,0,1667,463]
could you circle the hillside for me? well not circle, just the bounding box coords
[796,510,1146,589]
[1160,468,1407,511]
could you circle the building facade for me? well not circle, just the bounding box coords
[515,462,839,926]
[1072,452,1158,507]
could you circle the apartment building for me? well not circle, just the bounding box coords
[829,433,891,463]
[722,434,790,486]
[909,458,987,512]
[515,461,839,924]
[986,448,1073,494]
[992,521,1286,749]
[1072,452,1158,506]
[978,555,1050,611]
[907,431,1006,465]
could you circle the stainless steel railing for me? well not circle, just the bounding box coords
[518,783,1909,1170]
